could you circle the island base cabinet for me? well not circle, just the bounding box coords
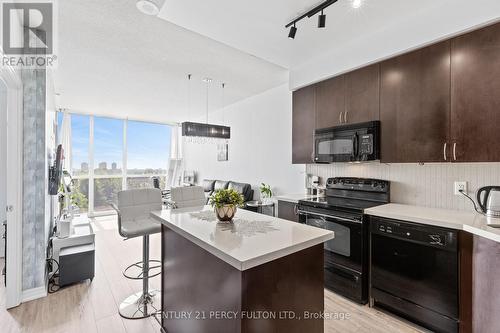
[161,226,325,333]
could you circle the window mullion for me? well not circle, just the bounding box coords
[123,119,127,190]
[88,115,95,216]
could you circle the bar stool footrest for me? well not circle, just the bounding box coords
[123,260,161,280]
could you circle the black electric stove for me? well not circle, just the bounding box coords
[297,177,390,304]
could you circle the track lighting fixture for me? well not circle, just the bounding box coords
[285,0,338,38]
[318,10,326,28]
[288,23,297,39]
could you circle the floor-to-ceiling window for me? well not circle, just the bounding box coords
[58,112,174,217]
[126,120,171,190]
[69,114,90,213]
[92,117,124,213]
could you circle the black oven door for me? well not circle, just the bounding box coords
[299,209,363,273]
[298,207,367,303]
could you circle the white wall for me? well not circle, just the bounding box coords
[0,81,7,257]
[290,0,500,90]
[183,84,305,197]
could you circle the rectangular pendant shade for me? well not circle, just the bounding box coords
[181,122,231,139]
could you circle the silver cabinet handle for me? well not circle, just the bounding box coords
[344,111,348,124]
[293,204,298,216]
[453,143,457,161]
[339,112,343,124]
[443,143,447,161]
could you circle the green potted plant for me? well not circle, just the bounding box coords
[260,183,273,203]
[209,188,245,222]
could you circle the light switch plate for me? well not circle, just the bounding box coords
[454,181,468,196]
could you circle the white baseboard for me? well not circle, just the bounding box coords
[21,285,47,303]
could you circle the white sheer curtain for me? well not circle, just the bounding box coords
[58,111,72,173]
[166,125,183,188]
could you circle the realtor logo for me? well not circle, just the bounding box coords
[2,2,53,54]
[1,1,57,68]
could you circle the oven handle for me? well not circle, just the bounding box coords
[297,210,362,224]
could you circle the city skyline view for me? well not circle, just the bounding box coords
[58,113,172,173]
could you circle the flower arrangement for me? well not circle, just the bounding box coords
[209,189,244,222]
[209,189,245,208]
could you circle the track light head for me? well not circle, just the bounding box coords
[288,24,297,39]
[318,10,326,28]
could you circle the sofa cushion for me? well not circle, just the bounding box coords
[228,182,253,202]
[202,179,216,193]
[214,180,230,191]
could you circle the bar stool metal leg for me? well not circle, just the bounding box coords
[119,235,160,319]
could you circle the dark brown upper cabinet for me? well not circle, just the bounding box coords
[345,64,380,123]
[315,75,345,129]
[292,21,500,164]
[380,41,451,163]
[292,85,316,164]
[450,23,500,162]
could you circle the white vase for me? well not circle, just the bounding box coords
[215,204,237,222]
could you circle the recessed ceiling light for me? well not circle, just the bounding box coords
[136,0,160,16]
[352,0,363,9]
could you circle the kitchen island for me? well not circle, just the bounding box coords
[151,206,334,333]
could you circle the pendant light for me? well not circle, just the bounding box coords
[181,76,231,142]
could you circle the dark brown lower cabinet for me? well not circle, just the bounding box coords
[458,232,472,333]
[471,235,500,332]
[457,232,500,333]
[277,200,299,223]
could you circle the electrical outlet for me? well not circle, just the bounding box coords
[454,181,468,196]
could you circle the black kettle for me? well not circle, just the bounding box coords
[477,186,500,218]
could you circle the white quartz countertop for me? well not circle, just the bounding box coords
[365,203,500,243]
[151,206,334,271]
[274,193,323,203]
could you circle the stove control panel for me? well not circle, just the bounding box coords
[327,177,390,193]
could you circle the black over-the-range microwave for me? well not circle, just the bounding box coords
[313,121,380,163]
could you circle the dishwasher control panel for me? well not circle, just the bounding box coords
[370,217,457,250]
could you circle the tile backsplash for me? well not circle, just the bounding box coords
[307,163,500,211]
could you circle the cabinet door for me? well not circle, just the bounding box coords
[277,201,299,223]
[451,23,500,162]
[345,64,380,123]
[380,41,451,163]
[315,75,345,129]
[292,86,316,164]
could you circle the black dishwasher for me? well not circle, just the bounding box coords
[370,217,458,333]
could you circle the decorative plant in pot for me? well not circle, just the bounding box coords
[259,183,273,203]
[209,188,245,222]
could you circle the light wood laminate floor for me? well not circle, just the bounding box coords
[0,215,426,333]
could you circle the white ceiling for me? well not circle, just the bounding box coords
[158,0,443,69]
[53,0,288,123]
[55,0,500,122]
